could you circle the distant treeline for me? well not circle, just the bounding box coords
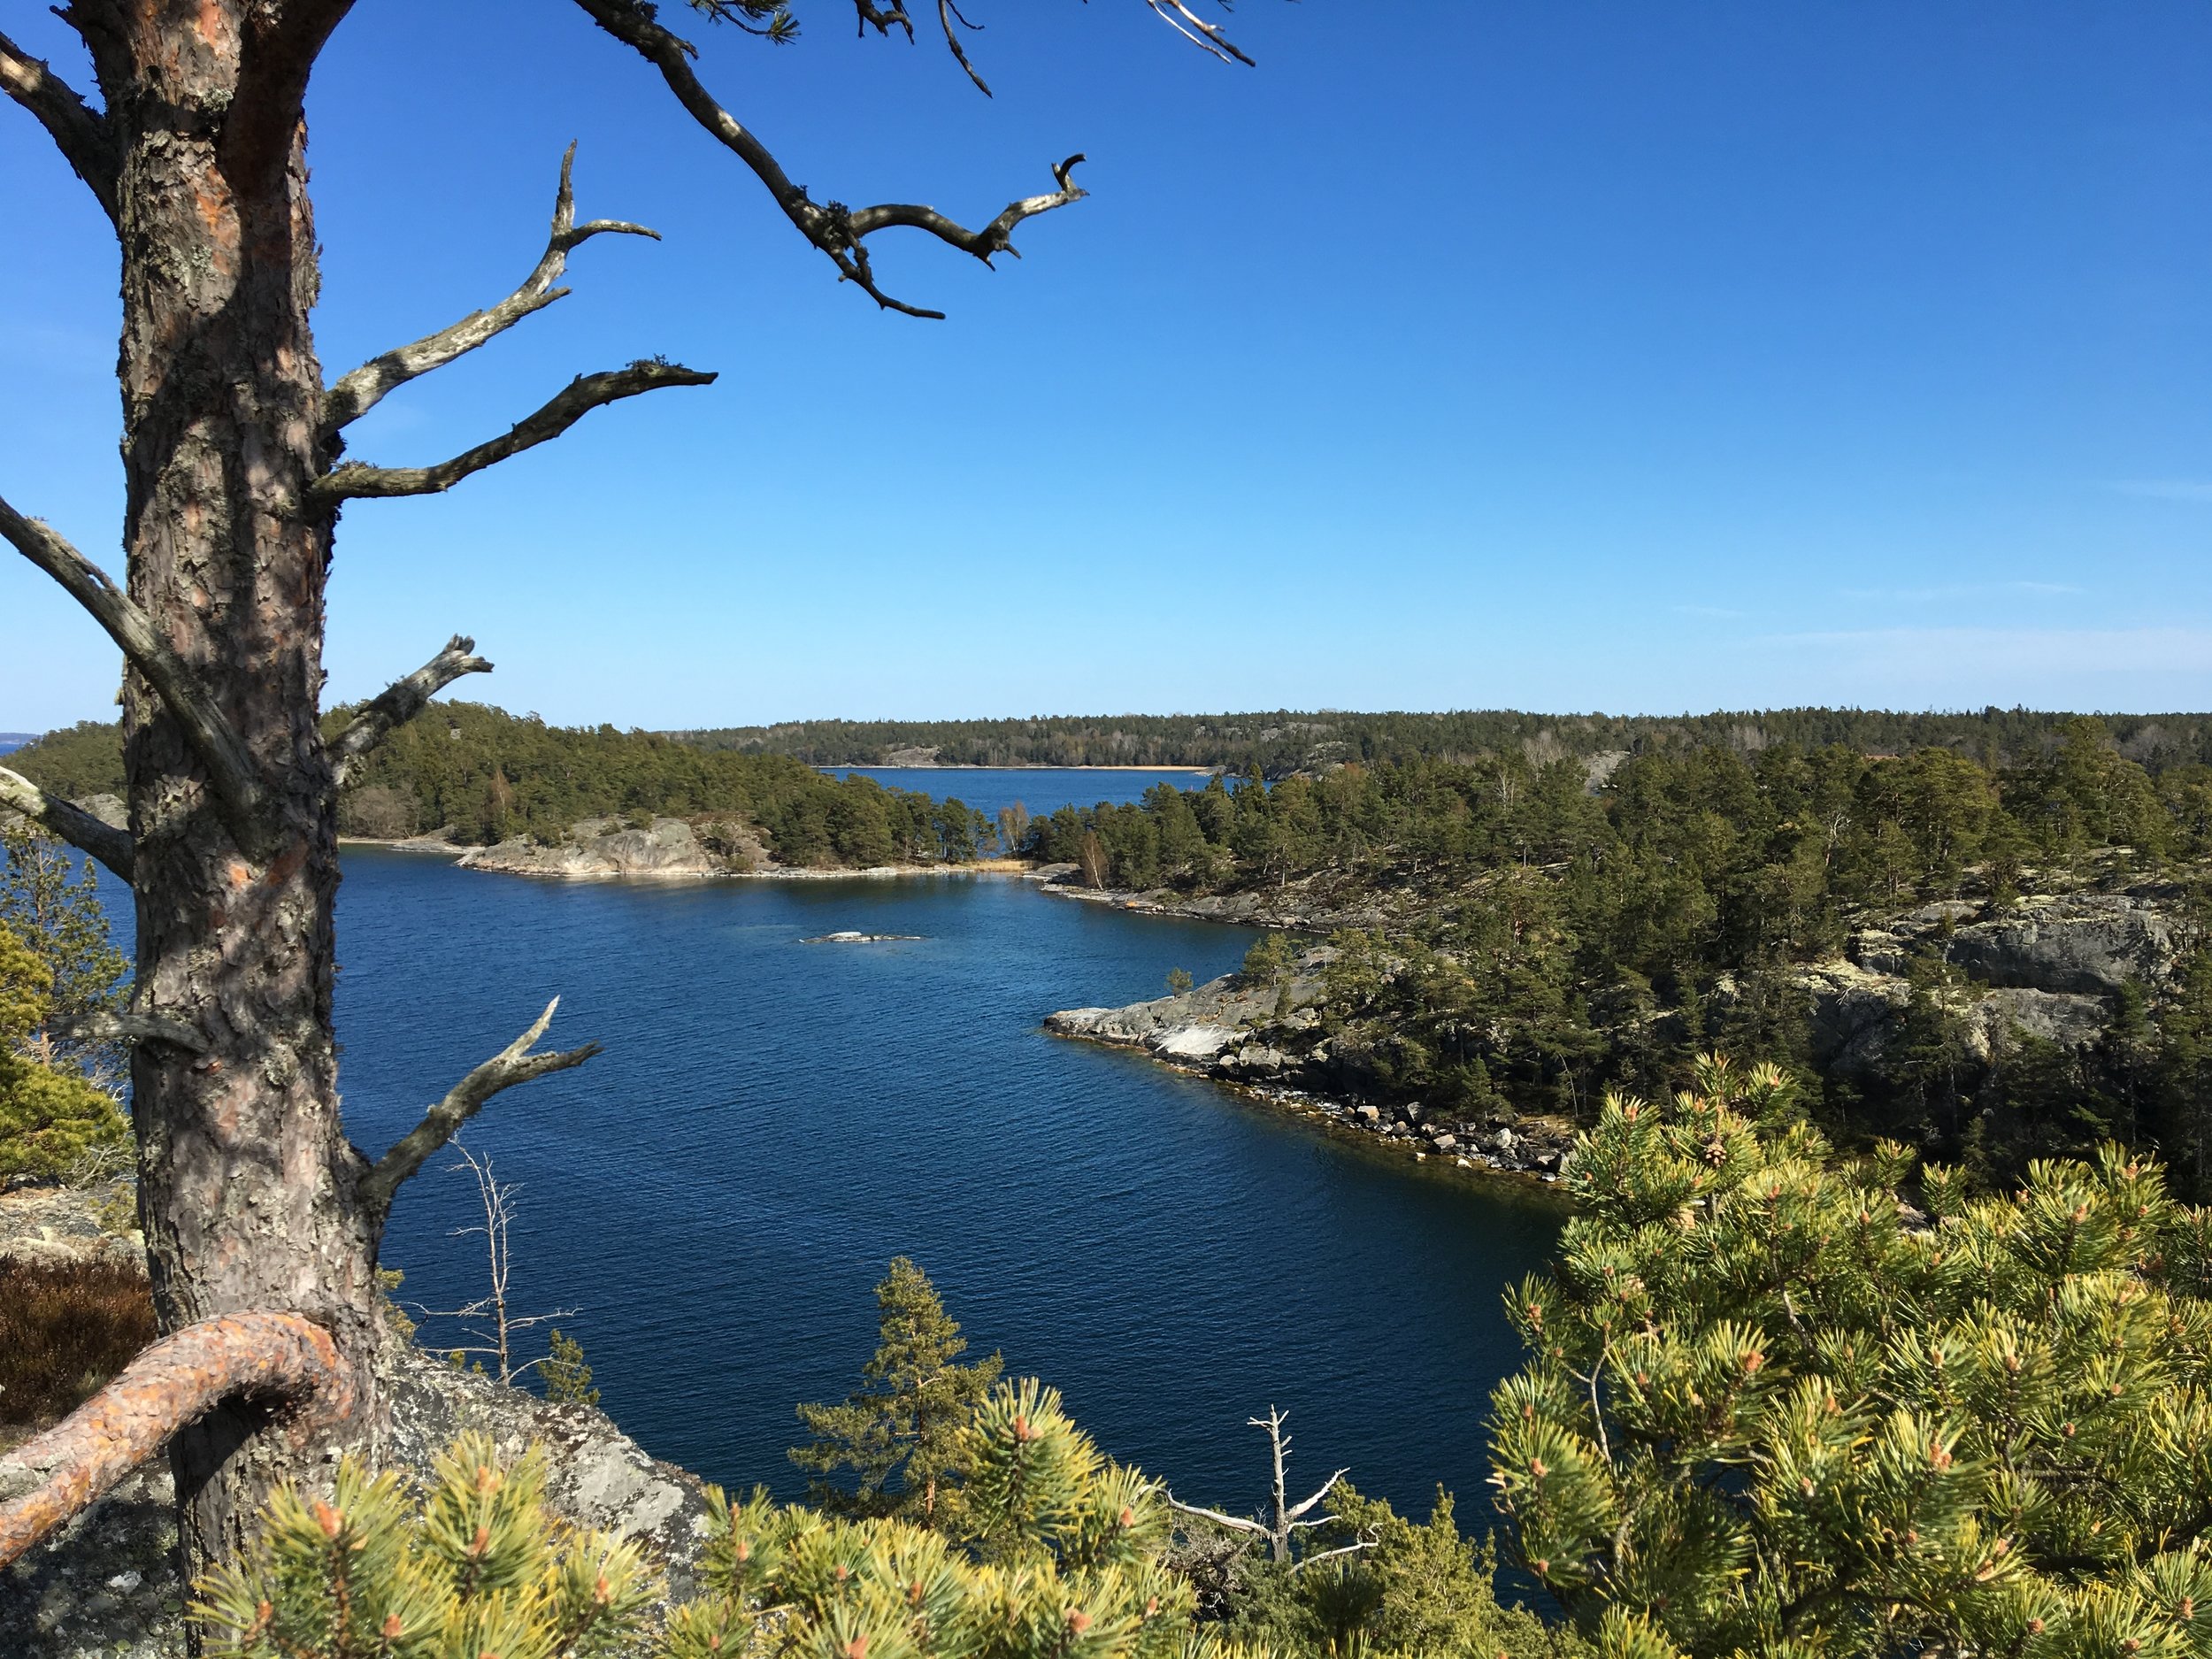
[4,706,995,869]
[675,707,2212,775]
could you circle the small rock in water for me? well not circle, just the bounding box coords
[801,931,924,944]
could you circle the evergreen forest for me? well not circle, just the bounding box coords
[6,704,998,870]
[1023,718,2212,1189]
[680,706,2212,777]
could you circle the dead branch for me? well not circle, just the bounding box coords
[1166,1407,1351,1565]
[1293,1535,1377,1572]
[0,764,134,882]
[1142,0,1254,66]
[310,362,717,505]
[938,0,990,96]
[329,635,492,786]
[0,1311,348,1569]
[0,28,119,224]
[1164,1494,1271,1539]
[357,999,601,1222]
[572,0,1099,318]
[46,1009,207,1055]
[408,1147,580,1386]
[321,145,661,438]
[853,1,916,41]
[0,495,264,842]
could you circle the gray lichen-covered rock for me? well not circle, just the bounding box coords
[0,1181,142,1269]
[378,1341,720,1604]
[1789,961,1913,1075]
[0,1460,183,1659]
[1944,895,2184,995]
[1967,988,2113,1059]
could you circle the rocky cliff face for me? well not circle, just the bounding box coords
[1782,887,2189,1078]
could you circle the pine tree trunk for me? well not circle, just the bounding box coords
[95,0,377,1592]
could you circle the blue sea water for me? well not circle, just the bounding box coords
[87,826,1563,1523]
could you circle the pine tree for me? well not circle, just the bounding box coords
[197,1398,1268,1659]
[0,921,129,1182]
[1486,1053,2212,1659]
[792,1257,1005,1525]
[541,1328,600,1408]
[192,1431,656,1659]
[0,825,130,1093]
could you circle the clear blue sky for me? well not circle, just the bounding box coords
[3,1,2208,732]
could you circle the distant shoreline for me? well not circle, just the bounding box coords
[826,764,1217,773]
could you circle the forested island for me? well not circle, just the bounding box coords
[680,706,2212,776]
[8,704,1001,872]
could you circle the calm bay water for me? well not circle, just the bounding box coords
[85,764,1563,1520]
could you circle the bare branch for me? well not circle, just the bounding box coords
[329,635,492,786]
[854,2,916,41]
[0,28,118,224]
[1286,1466,1348,1522]
[1142,0,1254,66]
[311,362,717,506]
[1164,1494,1271,1536]
[1292,1536,1377,1572]
[938,0,990,96]
[0,495,264,841]
[357,999,601,1221]
[321,145,662,439]
[0,765,134,882]
[0,1311,348,1568]
[219,2,357,195]
[47,1009,207,1055]
[572,0,1095,317]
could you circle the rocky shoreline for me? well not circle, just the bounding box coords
[1042,879,2200,1182]
[1044,965,1579,1183]
[342,818,1037,884]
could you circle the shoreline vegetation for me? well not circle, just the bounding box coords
[25,699,2212,1194]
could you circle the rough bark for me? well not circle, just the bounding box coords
[81,0,377,1595]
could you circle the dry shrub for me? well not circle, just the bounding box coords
[0,1256,156,1429]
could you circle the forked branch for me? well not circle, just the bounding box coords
[0,28,119,224]
[0,1312,348,1569]
[311,362,717,505]
[1164,1406,1354,1565]
[573,0,1098,318]
[0,494,264,841]
[0,765,134,882]
[358,998,602,1222]
[329,635,492,786]
[321,144,661,439]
